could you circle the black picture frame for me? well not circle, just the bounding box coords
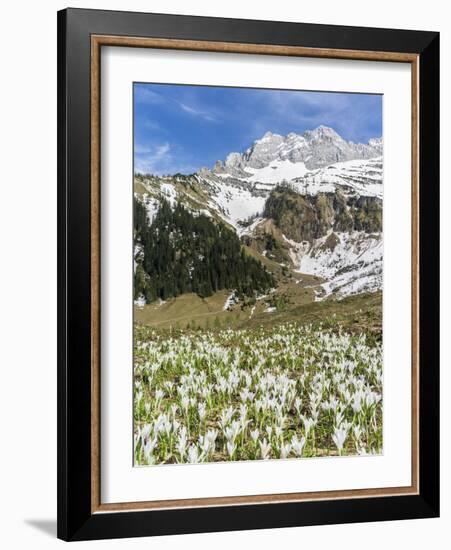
[57,7,439,541]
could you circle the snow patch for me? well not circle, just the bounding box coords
[237,217,265,237]
[208,184,266,229]
[293,157,382,199]
[134,295,146,308]
[287,231,383,300]
[133,243,143,273]
[223,292,237,311]
[137,193,160,224]
[244,159,307,184]
[160,183,177,206]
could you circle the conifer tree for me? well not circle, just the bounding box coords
[133,197,274,304]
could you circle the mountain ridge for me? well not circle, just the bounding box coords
[211,125,382,175]
[134,125,383,304]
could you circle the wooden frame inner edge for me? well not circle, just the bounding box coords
[90,35,420,514]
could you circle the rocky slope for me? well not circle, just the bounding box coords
[135,126,383,302]
[213,126,382,174]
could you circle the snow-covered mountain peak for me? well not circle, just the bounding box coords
[304,125,343,142]
[368,137,383,149]
[224,152,243,169]
[260,130,283,141]
[212,126,383,176]
[243,132,285,169]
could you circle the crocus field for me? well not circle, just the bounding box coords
[134,323,382,466]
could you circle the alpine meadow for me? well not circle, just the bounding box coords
[133,84,383,466]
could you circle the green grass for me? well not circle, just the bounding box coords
[135,287,382,341]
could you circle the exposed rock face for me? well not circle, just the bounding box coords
[242,131,286,168]
[213,126,382,174]
[263,186,382,243]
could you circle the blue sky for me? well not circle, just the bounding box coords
[134,83,382,175]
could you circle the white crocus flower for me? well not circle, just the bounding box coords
[177,427,188,459]
[334,409,345,427]
[301,415,315,436]
[143,437,158,463]
[155,389,165,401]
[187,444,201,464]
[329,397,340,412]
[181,396,190,412]
[280,443,292,459]
[291,435,306,457]
[332,425,349,453]
[163,418,172,438]
[294,397,302,414]
[205,429,218,447]
[140,424,152,444]
[198,403,207,422]
[198,435,212,456]
[226,441,236,458]
[250,429,260,442]
[353,424,363,442]
[275,426,283,439]
[219,407,234,428]
[351,391,363,413]
[365,392,382,407]
[224,421,241,443]
[259,438,271,460]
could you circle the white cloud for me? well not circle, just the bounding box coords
[134,87,164,105]
[135,83,217,122]
[134,143,152,155]
[228,89,381,145]
[134,142,198,175]
[155,143,170,157]
[135,142,171,174]
[178,102,217,122]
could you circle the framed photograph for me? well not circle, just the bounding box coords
[57,8,439,541]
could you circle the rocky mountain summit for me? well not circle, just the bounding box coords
[212,126,382,175]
